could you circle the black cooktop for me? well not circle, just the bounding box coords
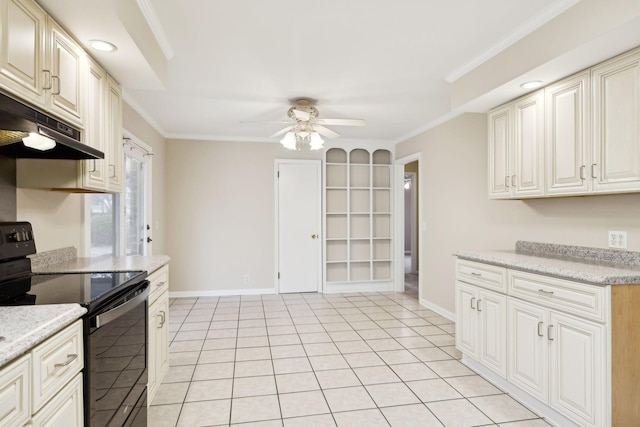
[0,271,148,312]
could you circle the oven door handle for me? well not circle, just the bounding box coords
[95,285,149,329]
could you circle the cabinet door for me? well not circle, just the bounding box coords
[0,354,30,427]
[81,57,107,191]
[488,104,513,198]
[148,294,169,404]
[46,18,83,127]
[507,298,548,403]
[30,373,83,427]
[591,49,640,193]
[477,289,507,378]
[106,76,123,193]
[455,282,478,357]
[549,311,605,427]
[513,90,544,197]
[545,71,591,195]
[0,0,47,107]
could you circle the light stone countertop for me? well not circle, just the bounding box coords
[455,249,640,286]
[32,254,170,275]
[0,304,86,366]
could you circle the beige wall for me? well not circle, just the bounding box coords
[165,139,321,294]
[16,102,166,255]
[396,113,640,315]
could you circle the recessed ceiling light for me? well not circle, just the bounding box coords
[520,80,543,89]
[89,40,117,52]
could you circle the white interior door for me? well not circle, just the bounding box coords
[277,160,321,293]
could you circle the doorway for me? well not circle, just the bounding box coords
[394,153,421,300]
[275,160,322,293]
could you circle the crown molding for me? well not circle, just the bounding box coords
[136,0,175,60]
[393,110,464,145]
[445,0,580,83]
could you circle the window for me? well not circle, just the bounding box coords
[87,133,152,257]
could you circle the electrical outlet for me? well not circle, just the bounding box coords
[243,274,250,283]
[608,231,627,249]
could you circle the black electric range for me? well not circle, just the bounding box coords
[0,222,150,427]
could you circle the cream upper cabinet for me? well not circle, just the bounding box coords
[488,90,544,199]
[545,71,590,195]
[513,90,545,197]
[591,49,640,193]
[0,0,47,108]
[488,105,512,198]
[81,57,107,191]
[106,76,123,193]
[45,17,84,128]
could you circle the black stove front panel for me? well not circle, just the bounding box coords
[0,222,36,260]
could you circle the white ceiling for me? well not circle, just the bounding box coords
[35,0,632,145]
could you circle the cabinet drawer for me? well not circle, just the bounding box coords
[456,259,507,292]
[0,353,30,427]
[148,265,169,304]
[31,372,83,427]
[32,320,83,412]
[508,270,607,322]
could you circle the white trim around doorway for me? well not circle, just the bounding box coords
[393,153,422,299]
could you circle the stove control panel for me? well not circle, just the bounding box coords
[0,222,36,260]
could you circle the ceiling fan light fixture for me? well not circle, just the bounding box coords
[281,132,297,150]
[309,132,324,150]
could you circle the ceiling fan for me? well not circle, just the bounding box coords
[269,99,365,150]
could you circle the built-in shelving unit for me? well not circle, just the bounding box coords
[324,147,392,292]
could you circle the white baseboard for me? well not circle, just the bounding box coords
[419,297,455,321]
[169,288,277,298]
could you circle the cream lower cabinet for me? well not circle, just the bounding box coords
[455,258,639,427]
[456,281,507,378]
[148,265,170,404]
[507,297,605,427]
[0,320,83,427]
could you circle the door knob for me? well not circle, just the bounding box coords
[311,234,317,239]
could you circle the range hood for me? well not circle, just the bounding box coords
[0,92,103,160]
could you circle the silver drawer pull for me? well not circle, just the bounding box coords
[548,325,554,341]
[477,300,482,312]
[470,272,482,277]
[538,289,554,296]
[537,321,544,337]
[470,297,476,310]
[156,281,166,287]
[54,354,78,368]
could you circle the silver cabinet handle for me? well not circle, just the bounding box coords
[109,164,116,178]
[470,297,476,310]
[156,281,166,288]
[511,175,516,187]
[591,163,597,179]
[470,272,482,277]
[538,289,554,296]
[52,75,61,95]
[477,300,482,312]
[88,159,97,173]
[548,325,554,341]
[537,322,544,337]
[579,165,586,180]
[157,312,164,328]
[504,176,510,188]
[42,70,52,90]
[160,311,166,328]
[54,354,78,369]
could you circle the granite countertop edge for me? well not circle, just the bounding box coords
[454,250,640,286]
[32,254,171,275]
[0,304,87,366]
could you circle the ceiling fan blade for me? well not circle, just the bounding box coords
[241,120,292,124]
[292,108,311,121]
[270,126,294,138]
[315,118,366,127]
[314,125,340,139]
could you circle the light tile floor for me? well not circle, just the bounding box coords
[149,292,550,427]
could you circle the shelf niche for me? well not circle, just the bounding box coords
[324,147,393,289]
